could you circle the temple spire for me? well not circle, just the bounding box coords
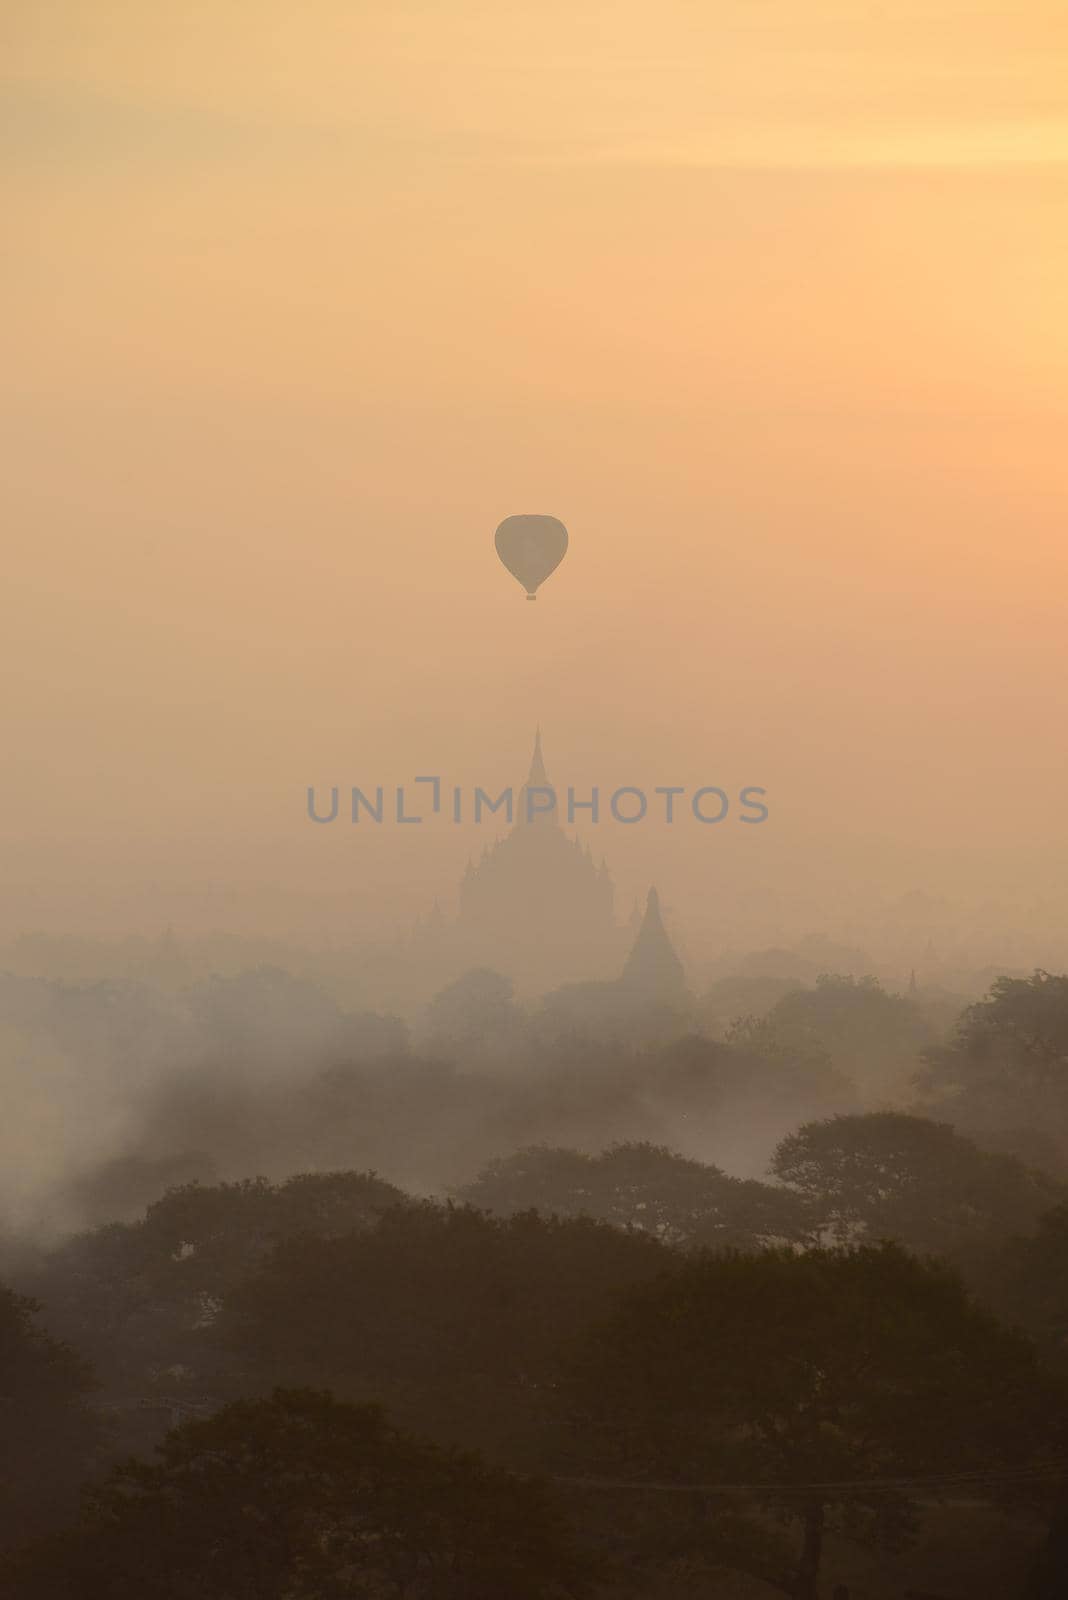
[518,725,556,825]
[528,725,548,787]
[620,886,688,998]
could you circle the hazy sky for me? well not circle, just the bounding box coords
[3,1,1067,950]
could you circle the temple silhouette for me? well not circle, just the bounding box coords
[454,730,622,993]
[407,731,691,1009]
[620,885,688,1002]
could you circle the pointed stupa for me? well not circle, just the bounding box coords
[529,725,548,785]
[620,887,688,998]
[517,725,557,825]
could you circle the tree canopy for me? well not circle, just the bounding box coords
[457,1140,808,1249]
[26,1171,406,1395]
[770,1112,1065,1259]
[920,970,1068,1166]
[739,974,933,1104]
[8,1388,593,1599]
[219,1202,666,1461]
[0,1285,104,1547]
[564,1244,1055,1599]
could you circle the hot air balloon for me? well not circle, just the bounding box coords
[494,514,568,600]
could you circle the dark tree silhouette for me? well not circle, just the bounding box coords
[565,1244,1054,1600]
[978,1203,1068,1373]
[771,1112,1064,1259]
[920,970,1068,1167]
[27,1170,406,1394]
[457,1141,808,1249]
[8,1388,594,1598]
[219,1203,665,1460]
[0,1285,103,1549]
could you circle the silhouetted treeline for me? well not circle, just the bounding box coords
[4,967,1068,1593]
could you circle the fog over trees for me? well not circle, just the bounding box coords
[4,901,1068,1596]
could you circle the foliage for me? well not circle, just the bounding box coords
[920,971,1068,1167]
[770,1112,1065,1259]
[421,969,520,1056]
[564,1244,1055,1597]
[219,1203,665,1460]
[977,1203,1068,1374]
[26,1171,406,1393]
[737,974,933,1102]
[0,1285,104,1547]
[457,1141,809,1249]
[697,974,805,1039]
[8,1388,594,1598]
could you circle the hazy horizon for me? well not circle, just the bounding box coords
[5,1,1068,963]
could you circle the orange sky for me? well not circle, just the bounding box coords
[3,1,1068,953]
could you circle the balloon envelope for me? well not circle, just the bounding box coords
[494,514,569,599]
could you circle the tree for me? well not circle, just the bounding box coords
[27,1170,406,1395]
[421,969,522,1058]
[1025,1490,1068,1599]
[0,1285,103,1550]
[978,1204,1068,1374]
[648,1033,853,1155]
[749,974,933,1104]
[135,1169,407,1274]
[186,965,352,1066]
[770,1112,1064,1260]
[533,980,642,1046]
[564,1245,1054,1600]
[219,1203,665,1461]
[920,970,1068,1169]
[457,1141,808,1249]
[8,1388,594,1598]
[696,974,804,1040]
